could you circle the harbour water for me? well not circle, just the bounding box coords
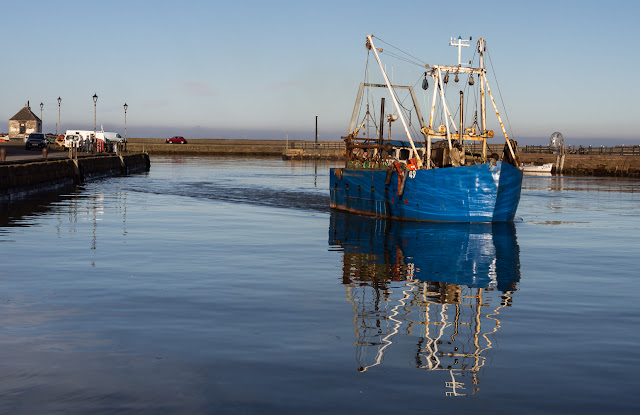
[1,156,639,414]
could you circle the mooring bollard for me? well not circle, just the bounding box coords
[42,148,48,159]
[0,148,6,161]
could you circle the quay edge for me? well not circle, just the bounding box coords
[124,139,640,177]
[0,153,150,203]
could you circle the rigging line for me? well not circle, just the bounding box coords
[462,80,477,129]
[396,90,414,113]
[391,89,416,129]
[372,35,429,68]
[367,90,379,138]
[353,51,373,137]
[486,49,516,139]
[380,50,426,68]
[386,83,408,119]
[391,74,424,118]
[364,52,381,138]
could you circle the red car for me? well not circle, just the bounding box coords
[166,136,187,144]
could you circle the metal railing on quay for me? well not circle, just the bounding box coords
[288,141,640,156]
[289,141,344,150]
[522,145,640,155]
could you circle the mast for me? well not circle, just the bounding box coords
[478,38,487,160]
[366,35,423,167]
[436,68,454,157]
[379,98,385,146]
[459,91,464,153]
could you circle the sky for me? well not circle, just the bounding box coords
[2,0,639,145]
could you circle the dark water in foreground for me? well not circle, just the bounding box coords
[1,156,639,414]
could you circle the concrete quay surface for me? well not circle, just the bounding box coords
[0,140,70,162]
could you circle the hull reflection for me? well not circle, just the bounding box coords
[329,212,521,396]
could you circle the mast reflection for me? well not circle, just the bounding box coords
[329,212,521,396]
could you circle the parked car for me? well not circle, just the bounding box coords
[166,136,187,144]
[25,132,48,150]
[45,133,57,144]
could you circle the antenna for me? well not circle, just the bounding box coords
[450,36,472,66]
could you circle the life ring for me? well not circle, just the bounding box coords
[407,158,418,171]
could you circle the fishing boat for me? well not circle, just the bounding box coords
[330,35,523,222]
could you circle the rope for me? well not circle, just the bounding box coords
[486,49,516,140]
[372,36,429,68]
[464,141,478,164]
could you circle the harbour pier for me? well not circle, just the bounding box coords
[1,146,150,203]
[124,138,640,177]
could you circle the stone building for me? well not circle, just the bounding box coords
[8,104,42,139]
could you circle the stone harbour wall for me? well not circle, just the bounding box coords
[0,153,151,203]
[518,153,640,177]
[126,138,640,176]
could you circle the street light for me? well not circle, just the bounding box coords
[93,93,98,153]
[40,102,43,131]
[123,103,128,152]
[57,97,61,135]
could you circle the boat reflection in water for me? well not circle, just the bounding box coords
[329,212,521,396]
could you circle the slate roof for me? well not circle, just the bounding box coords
[9,106,41,122]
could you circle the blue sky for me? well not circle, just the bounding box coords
[2,0,638,144]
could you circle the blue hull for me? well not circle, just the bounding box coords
[330,161,523,222]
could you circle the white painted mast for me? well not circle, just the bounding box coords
[366,35,423,168]
[478,38,487,160]
[436,68,454,154]
[450,36,471,66]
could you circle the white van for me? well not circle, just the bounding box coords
[64,132,85,148]
[103,132,124,143]
[64,130,95,148]
[94,131,123,143]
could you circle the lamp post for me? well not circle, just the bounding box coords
[92,93,98,153]
[123,103,128,153]
[40,102,43,132]
[57,97,61,135]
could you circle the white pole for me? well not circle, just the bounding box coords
[367,35,422,167]
[428,73,438,129]
[436,69,454,154]
[483,75,516,161]
[478,38,487,160]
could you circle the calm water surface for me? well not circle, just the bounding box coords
[1,156,639,414]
